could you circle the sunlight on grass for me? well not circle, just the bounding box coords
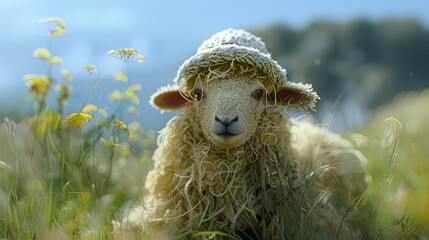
[0,17,154,239]
[348,90,429,238]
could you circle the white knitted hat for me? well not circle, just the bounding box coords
[175,29,287,86]
[152,29,319,111]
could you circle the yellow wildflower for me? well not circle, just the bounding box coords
[126,83,142,95]
[38,17,67,37]
[50,28,66,37]
[61,69,73,81]
[55,84,73,92]
[109,90,123,102]
[82,65,97,75]
[114,71,128,82]
[24,74,52,97]
[127,122,142,142]
[128,106,139,115]
[49,56,63,65]
[63,113,92,128]
[114,120,128,131]
[26,111,61,136]
[126,84,142,104]
[98,108,108,117]
[33,48,51,60]
[100,137,114,153]
[138,55,145,62]
[82,104,98,113]
[107,48,145,63]
[129,95,140,104]
[127,122,142,132]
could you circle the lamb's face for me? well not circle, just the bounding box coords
[192,77,267,148]
[151,66,319,149]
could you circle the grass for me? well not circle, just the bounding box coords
[0,18,154,239]
[348,90,429,239]
[1,17,428,239]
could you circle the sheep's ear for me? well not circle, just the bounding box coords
[150,85,189,111]
[269,82,320,110]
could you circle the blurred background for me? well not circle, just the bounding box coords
[0,0,428,132]
[1,1,429,235]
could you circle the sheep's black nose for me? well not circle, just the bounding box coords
[215,115,239,127]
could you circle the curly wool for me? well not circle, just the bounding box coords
[113,29,368,239]
[112,62,366,240]
[143,104,300,238]
[116,63,365,240]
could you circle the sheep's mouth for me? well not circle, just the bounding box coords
[215,132,243,140]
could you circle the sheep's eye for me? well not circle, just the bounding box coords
[251,88,265,101]
[194,88,204,101]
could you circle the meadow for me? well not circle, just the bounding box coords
[0,18,428,239]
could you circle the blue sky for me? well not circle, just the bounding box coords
[0,0,428,128]
[2,0,428,88]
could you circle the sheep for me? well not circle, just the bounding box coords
[116,29,367,239]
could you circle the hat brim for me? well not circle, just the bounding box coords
[175,45,287,87]
[172,45,319,110]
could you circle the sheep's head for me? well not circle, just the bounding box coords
[151,64,319,149]
[191,75,267,148]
